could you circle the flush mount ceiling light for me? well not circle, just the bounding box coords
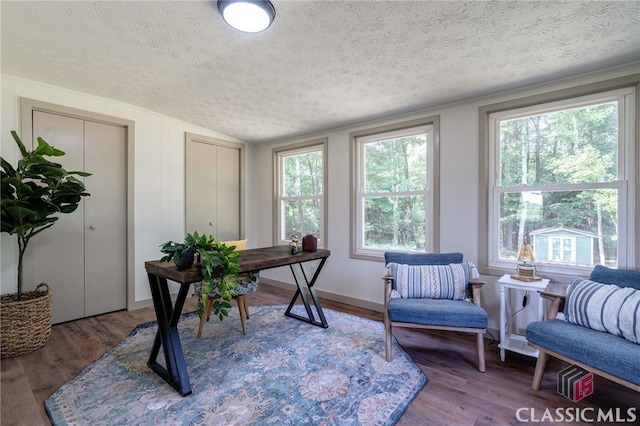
[217,0,276,33]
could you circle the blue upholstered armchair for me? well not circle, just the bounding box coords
[383,252,488,372]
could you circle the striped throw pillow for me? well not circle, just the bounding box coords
[565,277,640,344]
[388,262,473,300]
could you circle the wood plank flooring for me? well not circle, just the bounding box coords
[1,284,637,425]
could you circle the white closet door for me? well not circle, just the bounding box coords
[31,111,127,323]
[215,144,241,241]
[186,139,241,241]
[84,121,127,317]
[186,141,218,236]
[32,112,86,323]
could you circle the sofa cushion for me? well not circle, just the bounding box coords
[234,271,259,295]
[195,271,259,297]
[590,265,640,290]
[388,297,488,328]
[565,277,640,344]
[526,319,640,386]
[388,262,472,300]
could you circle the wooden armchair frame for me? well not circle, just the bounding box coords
[383,271,487,372]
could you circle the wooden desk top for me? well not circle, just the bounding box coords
[145,245,331,285]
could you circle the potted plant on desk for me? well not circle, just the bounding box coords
[160,231,240,321]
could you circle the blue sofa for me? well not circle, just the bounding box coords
[525,265,640,392]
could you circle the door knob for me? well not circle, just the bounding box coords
[209,222,214,226]
[90,225,97,230]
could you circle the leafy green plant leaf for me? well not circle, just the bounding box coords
[1,131,91,299]
[159,232,240,322]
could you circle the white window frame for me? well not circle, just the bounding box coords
[350,116,440,261]
[273,138,327,248]
[549,236,577,265]
[483,84,636,278]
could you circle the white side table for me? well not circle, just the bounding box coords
[498,274,550,362]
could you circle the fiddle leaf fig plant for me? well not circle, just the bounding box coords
[1,131,91,300]
[160,231,240,321]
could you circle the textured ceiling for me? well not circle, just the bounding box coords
[2,1,639,143]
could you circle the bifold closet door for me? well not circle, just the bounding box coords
[32,112,85,323]
[83,121,126,317]
[31,111,126,324]
[214,143,241,241]
[186,139,240,242]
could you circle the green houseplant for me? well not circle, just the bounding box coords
[160,231,240,321]
[1,130,91,358]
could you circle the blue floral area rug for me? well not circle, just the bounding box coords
[45,305,427,425]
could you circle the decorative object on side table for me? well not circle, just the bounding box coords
[511,236,542,282]
[289,234,299,254]
[160,231,240,321]
[302,233,317,252]
[1,130,91,358]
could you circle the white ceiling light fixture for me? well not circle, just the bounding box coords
[217,0,276,33]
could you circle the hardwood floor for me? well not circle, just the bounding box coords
[1,283,637,425]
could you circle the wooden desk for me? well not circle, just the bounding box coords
[144,245,331,396]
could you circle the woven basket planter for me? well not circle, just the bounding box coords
[1,283,52,359]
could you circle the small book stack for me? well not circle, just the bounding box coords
[510,275,542,282]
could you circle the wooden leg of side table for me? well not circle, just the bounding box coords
[499,284,506,362]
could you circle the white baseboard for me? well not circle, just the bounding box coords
[486,327,499,342]
[129,278,384,314]
[258,277,384,313]
[130,298,155,311]
[128,280,498,344]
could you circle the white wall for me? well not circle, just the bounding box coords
[2,63,637,332]
[254,63,639,332]
[0,75,258,308]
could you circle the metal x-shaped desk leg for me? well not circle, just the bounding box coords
[147,273,192,396]
[284,257,328,328]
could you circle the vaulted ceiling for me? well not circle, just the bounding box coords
[2,1,638,143]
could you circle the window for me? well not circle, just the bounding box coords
[549,237,576,264]
[484,85,636,275]
[273,139,327,247]
[351,117,439,260]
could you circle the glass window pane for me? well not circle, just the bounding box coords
[364,135,427,193]
[498,190,618,267]
[276,140,326,248]
[499,102,618,187]
[283,151,323,197]
[363,195,425,251]
[282,199,321,239]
